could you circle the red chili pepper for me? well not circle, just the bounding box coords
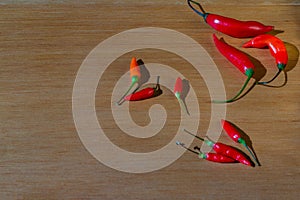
[211,142,254,167]
[124,78,162,101]
[221,119,259,166]
[194,146,237,163]
[212,34,255,103]
[183,129,254,167]
[187,0,274,38]
[221,120,243,143]
[176,142,236,163]
[173,77,189,114]
[243,34,288,85]
[201,152,237,163]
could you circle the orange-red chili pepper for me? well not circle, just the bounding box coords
[117,57,141,105]
[183,129,254,167]
[243,34,288,85]
[176,142,236,163]
[221,119,259,166]
[187,0,274,38]
[212,34,255,103]
[124,80,162,101]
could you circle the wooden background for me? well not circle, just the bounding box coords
[1,0,299,199]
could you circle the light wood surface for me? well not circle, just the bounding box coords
[1,0,299,199]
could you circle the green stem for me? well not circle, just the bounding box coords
[183,129,215,147]
[176,141,199,155]
[178,98,189,115]
[187,0,207,18]
[257,69,282,85]
[244,144,260,166]
[212,74,252,104]
[117,80,137,105]
[183,129,204,141]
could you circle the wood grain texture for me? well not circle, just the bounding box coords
[0,1,299,199]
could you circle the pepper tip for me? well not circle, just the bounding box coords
[221,119,226,124]
[242,41,252,48]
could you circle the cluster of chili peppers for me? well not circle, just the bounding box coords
[177,119,259,167]
[115,1,289,169]
[117,57,162,105]
[117,58,188,107]
[187,0,289,103]
[175,0,289,167]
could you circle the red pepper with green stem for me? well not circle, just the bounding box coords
[212,34,255,103]
[174,77,189,115]
[193,146,237,163]
[187,0,274,38]
[176,142,237,163]
[243,34,288,85]
[123,77,162,102]
[221,119,260,166]
[183,129,255,167]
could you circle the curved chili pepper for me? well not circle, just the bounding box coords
[221,119,259,166]
[212,34,255,103]
[124,86,162,101]
[243,34,288,85]
[124,78,162,101]
[187,0,274,38]
[183,129,254,167]
[176,142,236,163]
[117,57,141,105]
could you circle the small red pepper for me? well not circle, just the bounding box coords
[243,34,288,85]
[174,77,189,114]
[212,34,255,103]
[187,0,274,38]
[176,142,236,164]
[124,80,162,101]
[183,129,254,167]
[222,119,259,166]
[221,119,244,143]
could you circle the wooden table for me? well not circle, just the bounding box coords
[1,1,299,199]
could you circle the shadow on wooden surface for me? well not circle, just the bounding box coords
[181,79,190,115]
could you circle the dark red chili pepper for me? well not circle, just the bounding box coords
[243,34,288,85]
[176,142,236,163]
[124,77,162,102]
[212,34,255,103]
[187,0,274,38]
[221,119,259,166]
[124,85,162,101]
[183,129,254,167]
